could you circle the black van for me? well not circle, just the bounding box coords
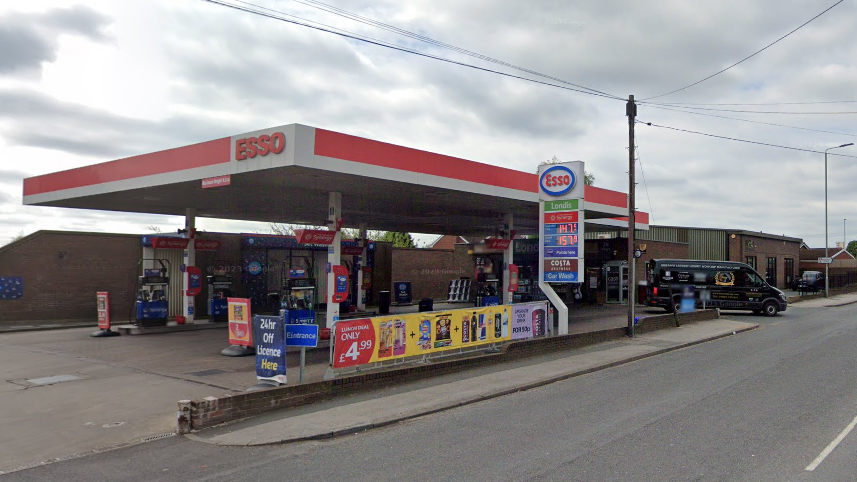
[645,259,787,316]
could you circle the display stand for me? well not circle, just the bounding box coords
[446,278,472,303]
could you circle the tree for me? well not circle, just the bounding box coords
[379,231,416,248]
[847,240,857,258]
[4,230,25,246]
[540,156,594,186]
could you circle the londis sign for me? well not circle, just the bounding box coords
[235,132,286,161]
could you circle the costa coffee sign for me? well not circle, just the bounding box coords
[235,132,286,161]
[294,229,337,245]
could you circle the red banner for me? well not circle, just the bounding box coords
[333,318,375,368]
[332,265,350,303]
[97,292,110,330]
[151,237,190,249]
[201,175,231,189]
[484,238,512,251]
[194,239,221,251]
[544,211,578,224]
[294,229,337,245]
[341,246,364,256]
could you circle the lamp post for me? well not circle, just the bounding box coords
[825,143,854,298]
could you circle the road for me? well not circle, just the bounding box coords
[5,302,857,481]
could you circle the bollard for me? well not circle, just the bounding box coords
[176,400,192,434]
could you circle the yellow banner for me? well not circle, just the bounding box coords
[367,305,516,363]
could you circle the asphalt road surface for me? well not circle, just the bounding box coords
[6,302,857,482]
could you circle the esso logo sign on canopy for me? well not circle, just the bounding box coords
[235,132,286,161]
[539,166,576,196]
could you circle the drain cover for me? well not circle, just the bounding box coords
[187,369,228,377]
[26,374,82,386]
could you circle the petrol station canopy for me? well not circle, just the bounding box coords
[22,123,648,236]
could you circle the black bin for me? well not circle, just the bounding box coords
[418,298,434,312]
[378,291,391,315]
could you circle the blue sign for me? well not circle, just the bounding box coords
[395,281,412,304]
[284,308,315,325]
[285,324,319,347]
[248,262,263,276]
[336,274,348,294]
[0,277,23,299]
[539,166,576,197]
[543,271,579,282]
[289,269,307,279]
[544,246,579,258]
[253,315,286,384]
[543,234,579,248]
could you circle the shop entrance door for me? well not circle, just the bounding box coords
[605,261,628,304]
[766,257,777,287]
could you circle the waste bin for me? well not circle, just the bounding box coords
[378,291,391,315]
[418,298,434,312]
[637,281,648,305]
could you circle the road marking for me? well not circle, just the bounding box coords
[805,413,857,471]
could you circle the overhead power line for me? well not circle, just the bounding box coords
[649,100,857,106]
[221,0,624,100]
[639,103,857,115]
[641,0,845,101]
[645,104,857,138]
[636,120,857,159]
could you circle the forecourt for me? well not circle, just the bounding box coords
[22,123,648,334]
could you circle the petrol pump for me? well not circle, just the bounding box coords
[282,276,316,324]
[133,259,170,327]
[206,273,234,322]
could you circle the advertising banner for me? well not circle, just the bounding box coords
[227,298,252,347]
[253,315,287,384]
[194,239,221,251]
[294,229,337,245]
[97,292,110,330]
[150,237,190,249]
[201,174,231,189]
[332,303,547,369]
[510,302,549,340]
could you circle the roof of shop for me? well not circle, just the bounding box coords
[22,123,648,237]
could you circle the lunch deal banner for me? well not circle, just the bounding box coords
[332,303,548,369]
[227,298,252,347]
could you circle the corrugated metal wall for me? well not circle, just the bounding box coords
[688,229,728,260]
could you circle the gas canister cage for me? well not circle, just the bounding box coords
[645,259,787,317]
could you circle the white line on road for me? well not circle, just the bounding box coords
[805,413,857,471]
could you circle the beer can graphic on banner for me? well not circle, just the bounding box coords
[470,313,478,342]
[532,308,546,337]
[501,309,509,338]
[393,320,406,356]
[478,314,486,341]
[461,316,470,343]
[494,313,502,338]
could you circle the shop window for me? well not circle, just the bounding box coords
[745,256,757,270]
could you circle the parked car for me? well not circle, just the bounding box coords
[794,271,825,292]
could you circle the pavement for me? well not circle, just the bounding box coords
[2,292,857,473]
[187,317,758,446]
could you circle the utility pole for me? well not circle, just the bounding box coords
[627,95,636,338]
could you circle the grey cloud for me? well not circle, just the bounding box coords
[0,5,112,75]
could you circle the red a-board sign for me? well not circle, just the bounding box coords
[294,229,337,245]
[333,318,375,368]
[97,292,110,330]
[508,265,519,292]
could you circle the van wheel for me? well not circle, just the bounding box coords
[762,301,779,317]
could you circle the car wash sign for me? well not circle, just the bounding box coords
[538,162,584,283]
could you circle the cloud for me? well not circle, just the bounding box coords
[0,5,112,75]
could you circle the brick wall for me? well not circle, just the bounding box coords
[733,233,801,289]
[0,231,140,323]
[392,247,471,301]
[185,308,719,431]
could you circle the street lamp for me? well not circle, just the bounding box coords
[825,143,854,298]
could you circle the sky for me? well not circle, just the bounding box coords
[1,0,856,248]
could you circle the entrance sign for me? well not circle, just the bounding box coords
[285,324,319,347]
